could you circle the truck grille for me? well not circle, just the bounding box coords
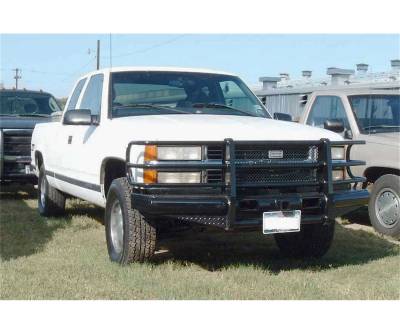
[2,129,32,157]
[206,146,224,183]
[1,129,33,178]
[206,144,319,186]
[235,144,318,161]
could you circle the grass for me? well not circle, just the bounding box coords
[0,186,399,300]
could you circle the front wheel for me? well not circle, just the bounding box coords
[105,177,157,264]
[274,222,335,258]
[368,174,400,237]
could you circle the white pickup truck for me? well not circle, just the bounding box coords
[31,67,368,264]
[298,89,399,237]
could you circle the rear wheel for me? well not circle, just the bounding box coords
[38,164,66,217]
[274,221,335,258]
[105,177,157,264]
[369,174,400,237]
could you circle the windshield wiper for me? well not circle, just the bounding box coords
[191,103,255,117]
[16,113,51,118]
[0,113,50,118]
[113,104,189,114]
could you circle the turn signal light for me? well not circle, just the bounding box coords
[144,145,157,184]
[144,145,157,161]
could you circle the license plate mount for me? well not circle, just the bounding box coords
[263,210,301,235]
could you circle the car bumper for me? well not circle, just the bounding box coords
[131,189,369,230]
[0,159,37,184]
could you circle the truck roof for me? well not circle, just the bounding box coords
[0,88,53,96]
[80,66,237,78]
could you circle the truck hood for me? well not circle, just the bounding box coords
[364,132,400,147]
[0,115,51,129]
[111,114,343,142]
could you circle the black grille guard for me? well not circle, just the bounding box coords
[125,138,366,229]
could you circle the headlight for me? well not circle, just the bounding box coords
[158,172,201,183]
[331,146,345,160]
[142,145,202,184]
[157,146,202,161]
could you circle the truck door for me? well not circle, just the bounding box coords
[49,77,87,179]
[54,74,105,204]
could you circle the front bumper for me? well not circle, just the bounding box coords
[131,189,369,229]
[0,157,36,184]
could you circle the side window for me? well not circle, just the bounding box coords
[66,78,86,111]
[306,96,349,129]
[79,74,104,116]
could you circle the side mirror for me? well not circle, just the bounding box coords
[274,112,293,122]
[324,119,344,133]
[63,109,93,125]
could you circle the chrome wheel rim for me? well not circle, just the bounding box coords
[110,200,124,254]
[40,175,46,207]
[375,188,400,228]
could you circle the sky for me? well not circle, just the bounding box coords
[1,34,399,98]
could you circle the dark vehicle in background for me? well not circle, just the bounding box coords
[0,89,61,185]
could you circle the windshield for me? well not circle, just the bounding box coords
[348,94,400,133]
[110,71,270,118]
[0,92,61,116]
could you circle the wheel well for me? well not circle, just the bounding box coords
[364,167,400,183]
[101,158,126,197]
[35,151,43,169]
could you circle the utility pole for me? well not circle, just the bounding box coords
[96,40,100,70]
[13,68,21,89]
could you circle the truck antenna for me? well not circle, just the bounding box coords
[96,39,100,70]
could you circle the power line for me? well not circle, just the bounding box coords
[60,56,96,82]
[0,67,70,76]
[106,34,186,59]
[24,69,70,75]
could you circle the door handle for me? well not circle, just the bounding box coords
[68,136,73,144]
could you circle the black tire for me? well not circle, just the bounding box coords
[105,177,156,264]
[368,174,400,237]
[274,221,335,258]
[38,164,66,217]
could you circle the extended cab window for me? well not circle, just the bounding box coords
[110,71,269,118]
[307,96,349,130]
[66,78,86,111]
[80,74,104,116]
